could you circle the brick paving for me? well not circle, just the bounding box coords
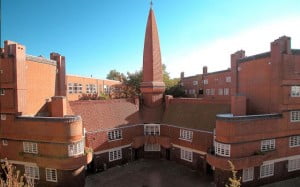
[85,159,214,187]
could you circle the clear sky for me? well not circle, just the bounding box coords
[2,0,300,78]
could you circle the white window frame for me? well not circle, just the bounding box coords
[0,69,3,74]
[2,139,8,146]
[45,168,58,182]
[242,167,254,182]
[68,83,73,94]
[214,141,230,157]
[108,129,122,141]
[180,148,193,162]
[291,86,300,97]
[291,111,300,122]
[109,148,122,162]
[218,88,223,95]
[1,114,6,120]
[24,165,39,180]
[288,158,300,172]
[144,144,161,152]
[179,129,193,142]
[0,89,5,96]
[68,140,84,157]
[211,89,215,95]
[23,142,38,154]
[289,136,300,147]
[144,124,160,136]
[193,81,198,85]
[260,163,274,178]
[203,79,208,85]
[224,88,229,95]
[226,76,231,83]
[261,139,275,152]
[206,89,210,95]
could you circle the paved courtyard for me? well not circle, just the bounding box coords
[85,159,214,187]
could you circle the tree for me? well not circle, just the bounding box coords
[226,161,241,187]
[124,70,143,97]
[106,70,126,82]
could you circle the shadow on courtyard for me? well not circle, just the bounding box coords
[85,159,214,187]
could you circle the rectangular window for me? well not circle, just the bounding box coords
[78,84,82,93]
[180,149,193,162]
[0,89,5,96]
[291,86,300,97]
[109,149,122,162]
[224,88,230,95]
[288,158,300,172]
[144,124,160,136]
[214,141,230,157]
[218,88,223,95]
[291,111,300,122]
[108,129,122,141]
[206,89,210,95]
[203,79,208,85]
[68,140,84,157]
[23,142,38,154]
[144,144,160,151]
[242,167,254,182]
[0,70,3,74]
[68,83,73,94]
[211,89,215,95]
[261,139,275,152]
[179,129,193,141]
[2,139,8,146]
[1,114,6,120]
[260,163,274,178]
[289,136,300,147]
[226,76,231,83]
[46,168,58,182]
[193,81,198,85]
[25,165,39,180]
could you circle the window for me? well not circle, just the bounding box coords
[144,124,160,135]
[291,86,300,97]
[206,89,210,95]
[46,168,57,182]
[288,158,300,172]
[291,111,300,122]
[215,141,230,157]
[243,167,254,182]
[184,90,187,94]
[180,129,193,141]
[25,165,39,179]
[260,163,274,178]
[226,76,231,83]
[0,89,5,96]
[261,139,275,152]
[108,129,122,141]
[218,88,223,95]
[1,114,6,120]
[203,79,208,85]
[0,69,3,74]
[68,140,84,157]
[109,149,122,162]
[289,136,300,147]
[199,89,203,95]
[78,84,82,93]
[180,149,193,162]
[224,88,230,95]
[68,83,73,94]
[86,84,97,94]
[144,144,160,151]
[193,81,198,85]
[211,89,215,95]
[23,142,38,154]
[2,140,8,146]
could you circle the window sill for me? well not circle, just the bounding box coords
[178,138,193,142]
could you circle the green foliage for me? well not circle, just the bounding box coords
[79,93,109,100]
[106,69,126,82]
[124,70,143,96]
[0,159,33,187]
[165,83,186,97]
[226,161,241,187]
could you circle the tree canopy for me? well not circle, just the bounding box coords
[106,69,126,82]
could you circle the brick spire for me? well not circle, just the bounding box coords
[141,7,165,107]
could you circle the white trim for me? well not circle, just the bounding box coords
[109,148,122,162]
[86,124,143,134]
[242,167,254,182]
[180,148,193,162]
[144,124,160,136]
[93,144,132,155]
[45,168,58,182]
[171,143,206,155]
[263,154,300,165]
[0,159,37,166]
[163,124,213,134]
[260,163,274,178]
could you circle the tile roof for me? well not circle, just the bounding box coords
[69,99,141,132]
[162,101,230,132]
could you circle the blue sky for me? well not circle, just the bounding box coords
[2,0,300,78]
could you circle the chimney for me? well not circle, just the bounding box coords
[180,72,184,79]
[203,66,208,74]
[50,53,66,96]
[51,96,67,117]
[231,50,245,95]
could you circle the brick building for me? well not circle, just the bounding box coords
[1,5,300,187]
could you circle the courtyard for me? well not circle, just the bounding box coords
[85,159,214,187]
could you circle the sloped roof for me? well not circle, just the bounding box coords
[162,101,230,132]
[69,99,141,132]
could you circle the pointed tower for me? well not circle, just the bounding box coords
[140,6,165,107]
